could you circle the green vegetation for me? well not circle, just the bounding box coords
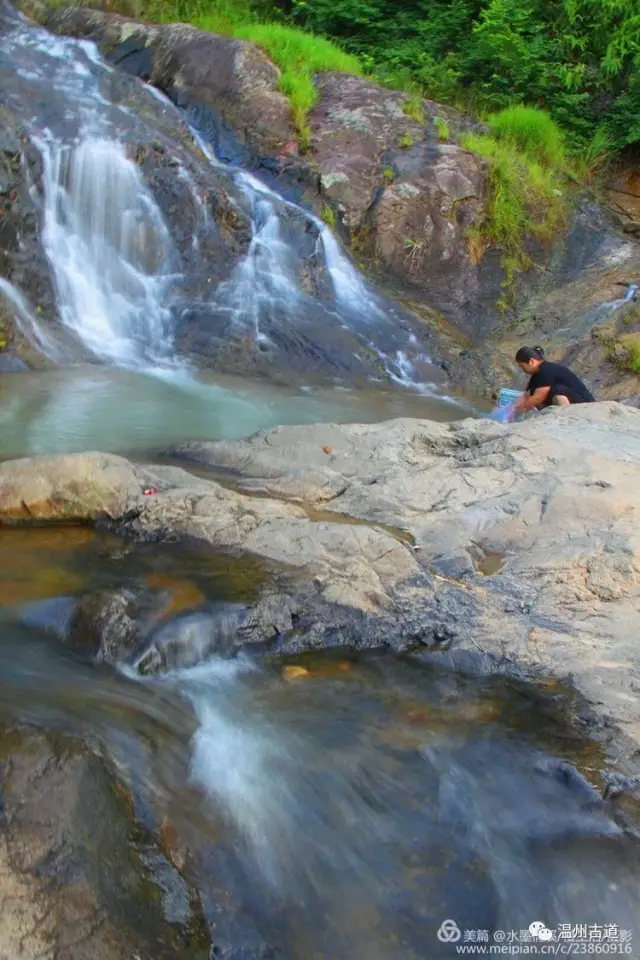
[616,333,640,373]
[321,203,336,227]
[595,325,640,374]
[487,106,565,167]
[462,107,569,294]
[403,91,425,125]
[434,117,449,141]
[382,166,394,183]
[276,0,639,154]
[398,131,416,149]
[136,0,638,156]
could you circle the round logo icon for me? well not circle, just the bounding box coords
[437,920,461,944]
[530,922,554,942]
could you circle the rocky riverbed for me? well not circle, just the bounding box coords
[1,402,639,773]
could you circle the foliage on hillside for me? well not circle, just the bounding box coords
[124,0,634,287]
[251,0,640,154]
[144,0,639,154]
[146,0,360,147]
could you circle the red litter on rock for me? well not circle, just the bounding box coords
[143,488,157,496]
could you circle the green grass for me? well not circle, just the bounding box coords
[194,16,361,149]
[434,117,449,141]
[403,91,425,125]
[617,333,640,373]
[382,166,394,184]
[399,131,416,149]
[462,124,567,288]
[487,105,565,168]
[321,203,336,228]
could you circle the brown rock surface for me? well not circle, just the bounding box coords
[0,726,209,959]
[1,406,639,770]
[0,452,142,521]
[21,3,294,157]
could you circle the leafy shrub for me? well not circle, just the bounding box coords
[487,106,565,167]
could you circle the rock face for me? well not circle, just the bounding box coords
[0,104,58,365]
[304,72,497,336]
[1,403,639,766]
[0,724,210,960]
[19,2,294,158]
[166,404,640,766]
[24,3,498,339]
[489,208,640,400]
[10,2,639,396]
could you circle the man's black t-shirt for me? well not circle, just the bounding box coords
[527,361,595,406]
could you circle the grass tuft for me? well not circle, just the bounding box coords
[321,203,336,228]
[462,124,567,297]
[487,105,566,168]
[399,131,416,149]
[616,333,640,373]
[403,91,425,125]
[434,117,450,141]
[230,23,361,148]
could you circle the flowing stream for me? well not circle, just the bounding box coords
[0,529,639,958]
[0,6,638,958]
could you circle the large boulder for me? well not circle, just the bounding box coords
[304,72,495,336]
[0,722,209,959]
[0,451,142,521]
[168,402,640,766]
[20,2,294,158]
[1,405,640,762]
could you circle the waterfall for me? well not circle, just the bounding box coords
[0,3,453,399]
[212,175,304,346]
[39,137,178,366]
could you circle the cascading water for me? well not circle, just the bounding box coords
[39,136,178,365]
[212,174,305,347]
[0,7,181,367]
[0,2,451,395]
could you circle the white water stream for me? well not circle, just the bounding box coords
[0,5,443,392]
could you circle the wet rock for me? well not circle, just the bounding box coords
[134,603,250,673]
[0,104,58,366]
[0,351,28,371]
[300,72,496,337]
[0,725,210,959]
[24,4,294,157]
[68,586,160,663]
[2,404,640,766]
[167,403,640,765]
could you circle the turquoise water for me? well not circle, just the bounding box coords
[0,365,472,459]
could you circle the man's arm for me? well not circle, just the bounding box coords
[514,386,551,413]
